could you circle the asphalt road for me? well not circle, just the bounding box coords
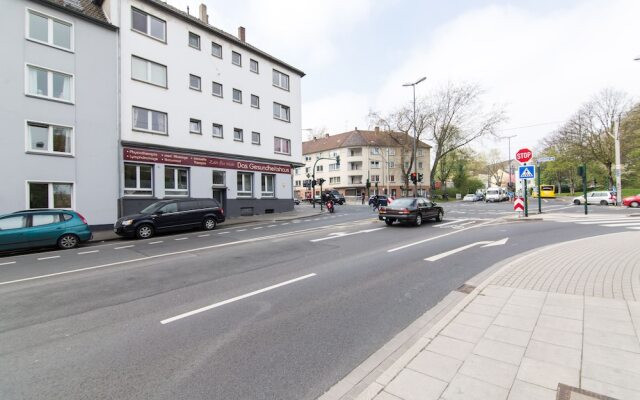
[1,199,638,399]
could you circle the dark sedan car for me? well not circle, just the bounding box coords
[378,197,444,226]
[369,195,389,206]
[114,198,225,239]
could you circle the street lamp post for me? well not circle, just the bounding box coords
[403,76,426,197]
[500,134,517,195]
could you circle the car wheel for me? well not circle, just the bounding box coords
[600,200,608,206]
[57,233,79,249]
[136,224,154,239]
[415,214,422,226]
[573,199,581,205]
[631,201,639,208]
[385,219,394,226]
[436,211,443,222]
[203,217,217,231]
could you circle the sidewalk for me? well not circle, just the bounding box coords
[90,205,326,242]
[340,231,640,400]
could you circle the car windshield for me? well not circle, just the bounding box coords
[389,198,415,207]
[140,202,165,214]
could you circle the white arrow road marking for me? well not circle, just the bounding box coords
[425,237,509,262]
[161,273,317,324]
[310,228,385,242]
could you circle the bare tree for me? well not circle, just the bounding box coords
[484,149,506,187]
[425,83,506,188]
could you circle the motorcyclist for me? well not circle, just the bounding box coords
[326,197,335,213]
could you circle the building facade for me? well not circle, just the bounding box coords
[0,0,119,226]
[296,129,431,200]
[102,0,305,218]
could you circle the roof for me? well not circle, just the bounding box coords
[33,0,114,27]
[302,129,431,155]
[141,0,305,77]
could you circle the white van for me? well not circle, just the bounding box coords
[485,187,507,202]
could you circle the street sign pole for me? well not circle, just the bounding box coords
[537,161,542,214]
[524,177,528,217]
[583,164,588,216]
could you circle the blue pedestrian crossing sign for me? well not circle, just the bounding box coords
[518,165,535,180]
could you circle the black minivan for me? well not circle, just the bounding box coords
[114,198,225,239]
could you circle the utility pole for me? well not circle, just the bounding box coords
[403,76,426,197]
[614,118,622,206]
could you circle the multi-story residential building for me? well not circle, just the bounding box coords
[296,128,431,200]
[1,0,119,226]
[102,0,305,217]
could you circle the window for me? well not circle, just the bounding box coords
[329,163,340,171]
[189,74,201,91]
[0,215,27,230]
[273,102,290,122]
[404,161,410,169]
[305,156,312,161]
[272,69,290,90]
[237,172,253,197]
[316,165,323,172]
[27,9,72,50]
[27,122,72,155]
[212,81,223,97]
[131,8,166,42]
[388,149,396,156]
[417,149,424,156]
[211,42,222,58]
[261,174,275,197]
[188,32,200,49]
[124,163,153,195]
[250,59,259,73]
[418,161,423,169]
[26,65,72,102]
[349,148,362,157]
[330,177,341,184]
[389,175,395,182]
[371,175,380,183]
[164,167,189,196]
[295,180,301,186]
[212,171,225,186]
[234,128,243,142]
[233,88,242,103]
[132,106,167,134]
[232,51,242,66]
[305,167,310,174]
[212,123,223,138]
[28,182,72,208]
[32,213,62,226]
[388,161,395,168]
[251,94,259,108]
[371,161,380,169]
[189,119,201,134]
[371,147,380,155]
[295,168,300,175]
[252,131,260,144]
[274,137,291,155]
[131,56,167,87]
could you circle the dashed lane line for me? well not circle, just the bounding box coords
[0,261,17,266]
[236,229,247,232]
[174,238,188,241]
[197,234,210,237]
[217,232,230,235]
[160,273,317,324]
[253,227,263,230]
[77,250,99,255]
[149,241,163,245]
[114,245,134,250]
[37,256,60,261]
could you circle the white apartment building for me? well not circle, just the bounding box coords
[102,0,305,217]
[296,129,431,200]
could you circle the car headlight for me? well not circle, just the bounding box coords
[121,219,134,226]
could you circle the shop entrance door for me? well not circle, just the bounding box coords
[212,188,226,209]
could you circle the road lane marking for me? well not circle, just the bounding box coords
[174,237,188,241]
[37,256,60,261]
[435,219,467,227]
[268,225,277,227]
[197,234,210,237]
[601,222,640,227]
[387,219,496,253]
[77,250,99,255]
[236,229,247,232]
[310,227,384,242]
[0,225,344,286]
[160,273,317,324]
[253,227,263,230]
[425,241,493,262]
[149,241,163,244]
[217,232,230,235]
[0,261,16,266]
[115,245,134,249]
[281,223,290,225]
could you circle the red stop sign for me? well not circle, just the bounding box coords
[515,148,533,163]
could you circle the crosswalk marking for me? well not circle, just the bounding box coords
[546,214,640,230]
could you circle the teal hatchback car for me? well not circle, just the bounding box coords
[0,209,92,251]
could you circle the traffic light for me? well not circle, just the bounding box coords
[418,173,423,182]
[317,178,325,186]
[410,172,417,184]
[312,179,317,186]
[335,155,340,166]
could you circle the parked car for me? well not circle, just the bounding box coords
[622,194,640,208]
[325,190,346,205]
[369,195,389,206]
[0,209,92,251]
[293,198,301,205]
[378,197,444,226]
[463,193,482,202]
[573,191,616,206]
[485,187,508,202]
[114,198,225,239]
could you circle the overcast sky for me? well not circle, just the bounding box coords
[170,0,640,160]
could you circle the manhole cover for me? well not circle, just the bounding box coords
[456,284,476,294]
[557,383,619,400]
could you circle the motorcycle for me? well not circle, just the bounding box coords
[326,200,335,213]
